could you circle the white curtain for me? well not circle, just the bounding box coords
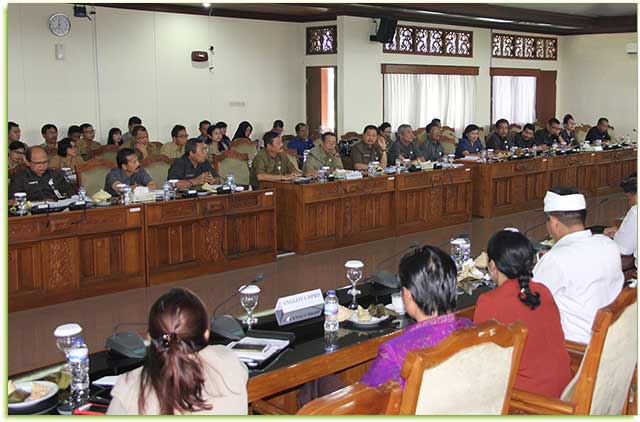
[383,73,476,136]
[491,76,536,125]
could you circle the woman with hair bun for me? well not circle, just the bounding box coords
[474,230,572,398]
[107,288,248,415]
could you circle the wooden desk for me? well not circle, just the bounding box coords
[263,168,472,254]
[466,148,637,218]
[8,205,146,312]
[145,190,277,285]
[8,190,277,311]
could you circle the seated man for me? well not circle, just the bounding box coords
[104,148,157,196]
[161,125,189,159]
[40,123,58,158]
[486,119,513,151]
[533,186,623,344]
[196,120,210,142]
[513,123,537,149]
[124,125,159,160]
[78,123,102,160]
[121,116,142,148]
[361,246,472,388]
[604,172,637,272]
[350,125,388,171]
[8,141,27,170]
[250,131,301,188]
[8,146,75,201]
[67,125,83,145]
[272,119,285,136]
[287,123,315,161]
[585,117,612,143]
[8,121,21,143]
[168,138,218,189]
[388,124,423,164]
[302,132,344,176]
[418,122,444,161]
[534,118,566,147]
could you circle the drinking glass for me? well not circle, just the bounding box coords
[240,285,261,329]
[14,192,27,216]
[345,260,364,308]
[167,179,179,199]
[116,183,127,205]
[54,323,83,401]
[450,238,471,271]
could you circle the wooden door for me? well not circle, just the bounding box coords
[306,67,322,133]
[536,70,557,123]
[306,66,337,134]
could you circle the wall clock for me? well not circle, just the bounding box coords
[49,14,71,37]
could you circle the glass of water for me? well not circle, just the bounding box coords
[240,285,261,329]
[345,260,364,308]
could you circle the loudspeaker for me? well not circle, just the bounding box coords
[370,17,398,43]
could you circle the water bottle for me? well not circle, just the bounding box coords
[303,150,309,163]
[395,158,401,174]
[123,186,132,205]
[78,186,87,202]
[68,337,90,408]
[367,162,375,177]
[226,174,236,191]
[324,290,339,351]
[162,183,170,201]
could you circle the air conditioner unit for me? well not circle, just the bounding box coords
[625,43,637,54]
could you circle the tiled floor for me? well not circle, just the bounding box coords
[8,193,630,375]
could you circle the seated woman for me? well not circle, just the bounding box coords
[232,121,253,141]
[454,124,484,159]
[360,246,472,388]
[473,230,572,398]
[107,127,123,146]
[107,288,248,415]
[206,123,230,155]
[48,137,84,169]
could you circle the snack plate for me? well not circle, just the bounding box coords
[347,313,389,327]
[8,381,59,410]
[385,303,406,316]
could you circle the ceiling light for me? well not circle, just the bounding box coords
[202,3,211,7]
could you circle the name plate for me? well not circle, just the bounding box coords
[594,146,604,152]
[275,289,324,326]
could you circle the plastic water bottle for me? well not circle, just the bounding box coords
[78,186,87,202]
[68,337,90,408]
[303,150,309,163]
[163,183,170,201]
[123,186,132,205]
[324,290,339,351]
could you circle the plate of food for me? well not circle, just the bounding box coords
[8,380,59,411]
[347,305,390,327]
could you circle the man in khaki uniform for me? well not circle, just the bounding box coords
[302,132,343,176]
[250,131,301,189]
[350,124,388,170]
[160,124,188,159]
[78,123,102,160]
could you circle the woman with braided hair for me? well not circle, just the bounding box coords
[107,288,248,415]
[473,230,572,398]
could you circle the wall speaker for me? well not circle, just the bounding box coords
[370,17,398,43]
[191,51,209,62]
[625,43,637,54]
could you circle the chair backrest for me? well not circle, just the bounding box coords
[341,131,361,141]
[478,127,487,146]
[399,321,527,415]
[76,158,116,196]
[562,288,637,415]
[149,141,163,155]
[9,164,27,179]
[230,138,258,160]
[297,381,402,415]
[213,150,250,185]
[93,144,119,164]
[575,126,589,143]
[140,154,174,186]
[509,124,522,133]
[282,135,294,148]
[286,149,301,171]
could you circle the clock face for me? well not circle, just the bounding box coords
[49,14,70,37]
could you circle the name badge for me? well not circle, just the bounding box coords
[275,288,324,326]
[28,181,38,185]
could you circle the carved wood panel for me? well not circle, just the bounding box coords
[41,237,80,292]
[8,244,42,294]
[198,217,225,263]
[79,234,124,283]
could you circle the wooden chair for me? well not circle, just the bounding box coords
[149,141,163,155]
[575,125,590,144]
[9,164,27,179]
[75,158,116,196]
[213,149,250,185]
[509,124,522,133]
[282,135,294,148]
[296,381,402,415]
[478,127,487,147]
[341,131,361,141]
[510,287,638,415]
[440,128,458,156]
[230,138,258,161]
[140,154,173,186]
[92,144,119,164]
[298,321,527,415]
[286,149,301,171]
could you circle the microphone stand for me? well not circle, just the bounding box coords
[211,274,264,340]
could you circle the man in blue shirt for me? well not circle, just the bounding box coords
[287,123,315,162]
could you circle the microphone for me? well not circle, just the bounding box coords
[211,274,264,340]
[105,322,147,359]
[369,240,421,289]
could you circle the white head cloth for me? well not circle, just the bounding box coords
[543,191,586,212]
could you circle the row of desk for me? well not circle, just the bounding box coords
[8,148,636,311]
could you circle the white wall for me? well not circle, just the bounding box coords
[9,4,305,145]
[557,32,638,136]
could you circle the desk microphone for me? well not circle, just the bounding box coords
[211,274,264,340]
[105,322,147,359]
[369,240,421,289]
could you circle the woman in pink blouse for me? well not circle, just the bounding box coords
[360,246,472,388]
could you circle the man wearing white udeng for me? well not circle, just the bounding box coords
[532,187,623,345]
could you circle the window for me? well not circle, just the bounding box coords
[384,25,473,57]
[306,25,337,55]
[491,76,537,125]
[383,73,476,135]
[492,33,557,60]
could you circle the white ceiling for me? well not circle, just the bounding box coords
[499,3,637,17]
